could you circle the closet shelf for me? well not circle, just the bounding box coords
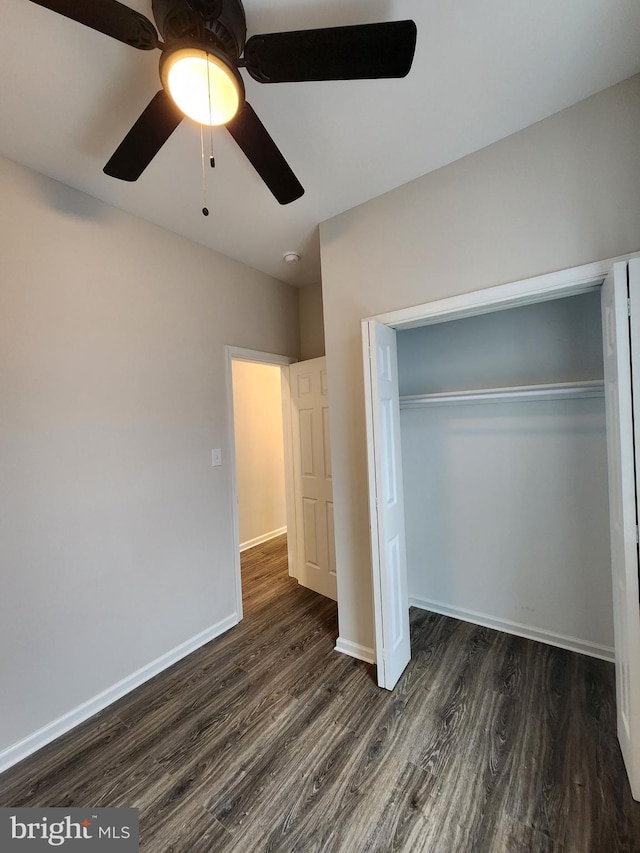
[399,380,605,408]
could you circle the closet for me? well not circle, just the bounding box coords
[396,291,613,659]
[363,256,640,800]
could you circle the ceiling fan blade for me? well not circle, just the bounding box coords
[104,91,184,181]
[244,20,417,83]
[28,0,159,49]
[226,103,304,205]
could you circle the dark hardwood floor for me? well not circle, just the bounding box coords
[1,534,639,851]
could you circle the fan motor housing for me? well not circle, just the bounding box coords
[152,0,247,59]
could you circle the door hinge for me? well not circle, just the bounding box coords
[628,297,632,317]
[636,525,639,545]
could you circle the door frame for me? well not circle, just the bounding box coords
[362,250,640,684]
[225,346,297,622]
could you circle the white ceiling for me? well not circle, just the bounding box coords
[2,0,640,287]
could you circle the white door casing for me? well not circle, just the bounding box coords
[602,260,640,801]
[363,320,411,689]
[289,357,337,601]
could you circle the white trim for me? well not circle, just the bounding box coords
[409,595,614,663]
[361,320,387,684]
[227,346,297,366]
[239,526,287,553]
[335,637,376,665]
[400,380,604,409]
[368,252,640,331]
[225,346,297,620]
[0,614,238,775]
[280,367,297,579]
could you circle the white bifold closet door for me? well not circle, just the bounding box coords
[602,258,640,802]
[363,320,411,689]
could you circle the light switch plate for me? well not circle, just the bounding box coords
[212,448,222,467]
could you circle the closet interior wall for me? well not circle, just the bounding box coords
[397,291,614,659]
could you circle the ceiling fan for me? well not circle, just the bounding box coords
[28,0,417,204]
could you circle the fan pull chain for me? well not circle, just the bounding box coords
[200,124,209,217]
[206,52,216,168]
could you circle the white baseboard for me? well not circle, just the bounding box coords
[409,595,614,663]
[0,613,239,775]
[240,526,287,553]
[335,637,376,665]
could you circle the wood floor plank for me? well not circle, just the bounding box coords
[209,713,360,845]
[489,814,563,853]
[1,534,639,852]
[0,715,131,806]
[356,761,438,853]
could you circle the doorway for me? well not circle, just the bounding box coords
[226,347,296,620]
[232,359,288,554]
[226,348,338,618]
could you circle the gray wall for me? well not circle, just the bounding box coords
[299,281,326,360]
[397,292,604,394]
[398,294,612,654]
[0,156,299,758]
[319,74,640,654]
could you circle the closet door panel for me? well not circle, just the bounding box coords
[602,260,640,801]
[364,320,410,690]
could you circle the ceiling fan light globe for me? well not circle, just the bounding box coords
[162,47,242,126]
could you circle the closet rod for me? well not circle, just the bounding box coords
[400,380,605,409]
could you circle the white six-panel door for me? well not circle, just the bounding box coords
[289,357,337,601]
[602,260,640,801]
[363,320,411,689]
